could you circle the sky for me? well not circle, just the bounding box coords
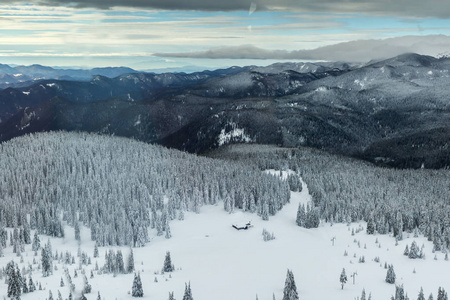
[1,0,450,70]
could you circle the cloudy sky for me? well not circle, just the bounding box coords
[1,0,450,70]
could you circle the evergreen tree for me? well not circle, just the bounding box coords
[340,268,347,289]
[93,243,99,258]
[7,263,22,300]
[409,241,420,259]
[28,276,35,292]
[131,272,144,297]
[296,204,306,227]
[163,251,174,272]
[182,282,193,300]
[49,290,54,300]
[437,287,448,300]
[116,250,125,274]
[83,275,92,294]
[361,288,367,300]
[57,290,63,300]
[282,269,299,300]
[42,247,52,277]
[386,265,396,284]
[169,291,176,300]
[127,248,135,273]
[418,287,426,300]
[75,221,81,241]
[394,285,405,300]
[97,291,101,300]
[366,214,375,234]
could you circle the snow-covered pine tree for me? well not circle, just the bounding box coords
[93,243,99,258]
[127,248,135,273]
[282,269,299,300]
[7,263,21,300]
[131,272,144,297]
[83,275,92,294]
[340,268,347,289]
[163,251,174,272]
[409,241,420,259]
[296,203,306,227]
[41,247,52,277]
[418,288,426,300]
[366,214,375,234]
[437,287,448,300]
[386,265,396,284]
[116,250,125,274]
[169,291,176,300]
[182,282,193,300]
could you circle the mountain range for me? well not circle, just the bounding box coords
[0,53,448,169]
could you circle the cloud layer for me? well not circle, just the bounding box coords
[153,35,450,62]
[3,0,449,18]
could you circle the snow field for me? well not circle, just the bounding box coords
[0,171,448,300]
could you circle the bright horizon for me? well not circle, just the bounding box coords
[1,1,450,70]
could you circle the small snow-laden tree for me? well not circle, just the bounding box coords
[296,204,306,227]
[361,288,367,300]
[394,285,405,300]
[366,214,375,234]
[132,273,144,297]
[163,251,174,273]
[418,287,426,300]
[82,275,92,294]
[409,241,420,259]
[116,250,125,274]
[182,282,193,300]
[32,231,40,251]
[41,247,52,277]
[28,275,36,292]
[437,287,448,300]
[7,263,22,300]
[404,245,410,256]
[49,290,54,300]
[127,248,135,273]
[168,291,175,300]
[386,265,396,284]
[282,269,299,300]
[340,268,347,289]
[94,242,99,258]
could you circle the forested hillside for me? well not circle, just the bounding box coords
[0,132,290,248]
[209,144,450,249]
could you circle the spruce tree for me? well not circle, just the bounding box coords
[386,265,396,284]
[340,268,347,289]
[168,291,175,300]
[282,269,299,300]
[182,282,193,300]
[418,287,426,300]
[131,273,144,297]
[127,248,135,273]
[163,251,174,272]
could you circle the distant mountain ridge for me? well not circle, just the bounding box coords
[0,53,448,169]
[0,64,139,88]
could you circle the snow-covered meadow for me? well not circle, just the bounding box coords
[1,171,447,300]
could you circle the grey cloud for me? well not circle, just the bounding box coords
[153,35,450,62]
[7,0,449,18]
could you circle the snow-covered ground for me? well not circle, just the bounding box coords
[0,171,447,300]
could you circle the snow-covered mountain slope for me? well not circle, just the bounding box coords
[0,171,447,300]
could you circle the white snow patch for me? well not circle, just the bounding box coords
[46,83,56,87]
[315,86,327,92]
[13,73,23,77]
[22,91,30,95]
[218,122,253,146]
